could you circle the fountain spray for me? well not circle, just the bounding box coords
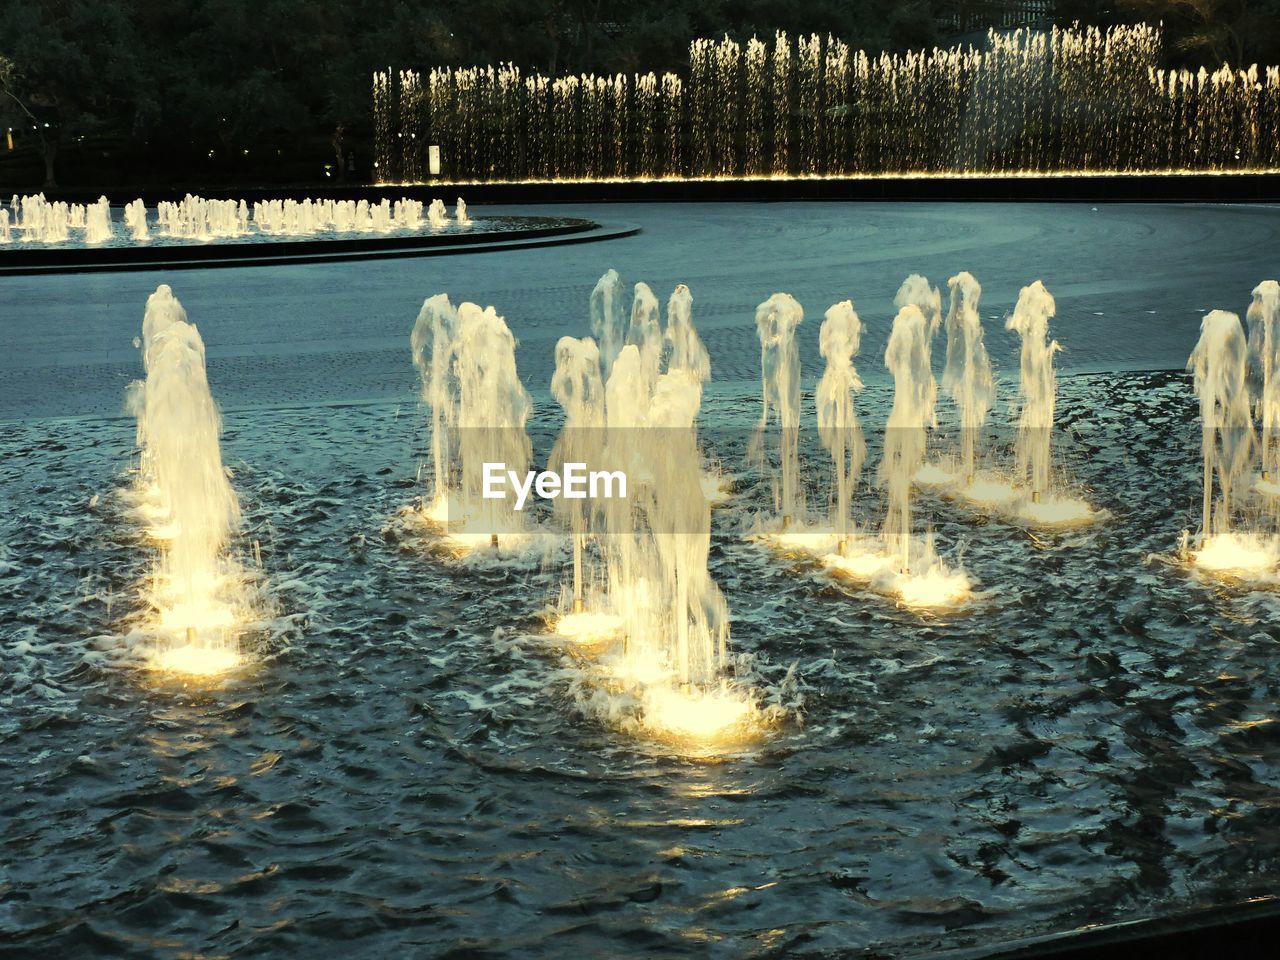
[550,336,606,612]
[816,301,866,552]
[941,272,994,483]
[590,269,626,380]
[1188,310,1253,538]
[1006,281,1060,503]
[1247,281,1280,485]
[411,294,459,512]
[882,304,938,573]
[754,293,804,526]
[128,285,244,672]
[411,296,532,549]
[628,281,663,389]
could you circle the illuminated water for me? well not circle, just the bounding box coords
[5,370,1280,957]
[6,202,1280,956]
[377,24,1280,182]
[0,193,525,249]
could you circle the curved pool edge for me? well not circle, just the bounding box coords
[0,218,638,276]
[928,895,1280,960]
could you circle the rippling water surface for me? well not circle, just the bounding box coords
[4,371,1280,959]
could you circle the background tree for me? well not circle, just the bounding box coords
[1116,0,1280,65]
[0,0,143,188]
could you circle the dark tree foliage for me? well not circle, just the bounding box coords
[0,0,1267,189]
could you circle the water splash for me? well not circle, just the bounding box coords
[1248,280,1280,490]
[590,269,626,380]
[753,293,804,524]
[941,272,994,482]
[628,280,663,389]
[548,335,616,638]
[1007,280,1060,501]
[410,295,532,552]
[882,304,937,572]
[1188,310,1254,539]
[126,285,246,673]
[816,300,866,545]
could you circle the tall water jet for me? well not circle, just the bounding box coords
[665,284,724,505]
[590,269,626,379]
[1007,281,1060,503]
[627,281,663,389]
[84,197,112,245]
[882,304,937,573]
[665,284,711,385]
[548,335,612,636]
[1186,308,1276,573]
[127,285,245,674]
[822,302,970,608]
[456,197,472,225]
[753,293,804,525]
[1248,280,1280,490]
[816,300,866,548]
[123,199,149,241]
[894,274,943,346]
[411,294,458,514]
[411,295,532,551]
[427,198,449,228]
[941,272,994,483]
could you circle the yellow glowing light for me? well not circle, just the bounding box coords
[961,476,1020,507]
[641,684,759,745]
[149,644,242,676]
[765,528,843,555]
[701,472,734,505]
[1256,477,1280,497]
[383,168,1280,189]
[1016,494,1098,527]
[914,462,960,487]
[553,610,625,643]
[821,548,897,580]
[892,566,973,609]
[1192,532,1279,573]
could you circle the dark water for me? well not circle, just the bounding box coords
[4,371,1280,959]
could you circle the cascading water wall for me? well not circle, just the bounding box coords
[744,38,768,176]
[941,272,994,480]
[590,269,626,379]
[754,293,804,524]
[816,301,866,548]
[1188,310,1254,538]
[549,336,607,616]
[1006,281,1061,501]
[628,281,663,389]
[411,294,460,518]
[1247,281,1280,485]
[881,305,938,572]
[127,285,244,672]
[770,32,792,175]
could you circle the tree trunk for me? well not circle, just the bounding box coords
[332,125,346,182]
[41,136,57,190]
